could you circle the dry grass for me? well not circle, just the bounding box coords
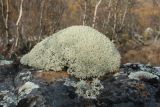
[122,42,160,66]
[34,71,70,83]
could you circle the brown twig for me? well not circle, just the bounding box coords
[0,0,9,45]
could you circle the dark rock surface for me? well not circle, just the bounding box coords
[0,60,160,107]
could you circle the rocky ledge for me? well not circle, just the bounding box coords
[0,60,160,107]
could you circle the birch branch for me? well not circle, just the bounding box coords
[120,0,129,30]
[0,0,5,26]
[107,0,112,24]
[39,0,45,41]
[15,0,24,48]
[0,0,9,44]
[5,0,8,29]
[83,0,87,26]
[16,0,24,26]
[110,0,119,40]
[92,0,102,28]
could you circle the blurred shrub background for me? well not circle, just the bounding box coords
[0,0,160,65]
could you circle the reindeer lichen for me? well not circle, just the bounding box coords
[21,26,121,78]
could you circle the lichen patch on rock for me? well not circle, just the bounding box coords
[20,26,121,79]
[128,71,159,80]
[18,81,39,96]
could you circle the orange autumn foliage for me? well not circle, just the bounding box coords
[122,42,160,66]
[34,71,70,83]
[132,0,160,28]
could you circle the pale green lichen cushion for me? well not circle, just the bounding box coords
[20,26,121,78]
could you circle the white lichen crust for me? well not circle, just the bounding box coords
[20,26,121,78]
[73,79,104,99]
[128,71,159,80]
[18,81,39,96]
